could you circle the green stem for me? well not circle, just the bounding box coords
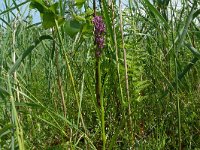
[96,56,106,150]
[54,20,87,133]
[175,56,182,150]
[95,55,106,149]
[101,94,106,150]
[96,57,101,106]
[53,28,66,117]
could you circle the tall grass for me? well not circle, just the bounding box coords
[0,0,200,149]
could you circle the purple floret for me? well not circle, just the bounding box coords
[93,16,105,50]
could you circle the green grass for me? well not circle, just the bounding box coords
[0,0,200,149]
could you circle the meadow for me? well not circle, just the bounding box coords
[0,0,200,149]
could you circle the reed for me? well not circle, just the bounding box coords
[0,0,199,149]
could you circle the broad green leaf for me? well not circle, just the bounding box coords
[56,16,65,26]
[75,0,86,9]
[30,1,64,29]
[49,2,59,14]
[41,11,65,29]
[73,14,86,22]
[30,0,48,13]
[81,23,93,35]
[64,20,82,38]
[85,8,93,16]
[42,11,56,29]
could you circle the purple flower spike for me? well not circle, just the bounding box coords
[93,16,106,52]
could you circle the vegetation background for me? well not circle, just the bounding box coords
[0,0,200,149]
